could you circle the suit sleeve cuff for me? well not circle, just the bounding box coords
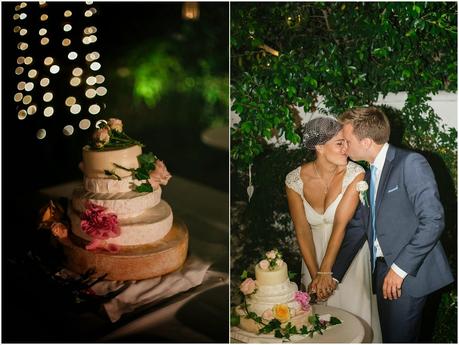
[332,277,340,284]
[391,263,408,279]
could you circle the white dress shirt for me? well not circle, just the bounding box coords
[371,143,407,279]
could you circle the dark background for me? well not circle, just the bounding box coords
[2,2,228,342]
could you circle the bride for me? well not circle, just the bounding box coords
[285,117,381,342]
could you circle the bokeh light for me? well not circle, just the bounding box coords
[44,106,54,117]
[36,129,47,139]
[63,125,74,136]
[79,118,91,130]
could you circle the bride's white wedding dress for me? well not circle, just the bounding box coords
[286,161,382,342]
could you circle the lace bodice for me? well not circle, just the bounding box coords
[285,161,365,225]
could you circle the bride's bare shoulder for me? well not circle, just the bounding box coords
[299,162,314,179]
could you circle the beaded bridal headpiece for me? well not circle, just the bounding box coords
[302,117,342,150]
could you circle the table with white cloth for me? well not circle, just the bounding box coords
[231,305,373,343]
[38,175,229,342]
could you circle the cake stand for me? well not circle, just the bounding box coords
[231,304,367,343]
[58,219,189,280]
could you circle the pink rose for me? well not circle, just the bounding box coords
[240,278,256,295]
[85,238,120,253]
[107,118,123,132]
[93,127,110,148]
[262,309,274,321]
[294,291,311,311]
[259,259,270,270]
[276,259,283,267]
[80,202,120,240]
[266,250,277,259]
[149,160,172,189]
[51,222,68,239]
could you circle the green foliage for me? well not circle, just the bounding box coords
[231,2,457,167]
[128,27,228,127]
[230,312,240,327]
[432,290,458,342]
[134,183,153,193]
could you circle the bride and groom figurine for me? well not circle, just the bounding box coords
[286,107,453,343]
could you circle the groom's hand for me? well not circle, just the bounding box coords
[383,268,404,300]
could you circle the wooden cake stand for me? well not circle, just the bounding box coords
[58,219,189,280]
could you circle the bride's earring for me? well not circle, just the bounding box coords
[247,164,254,202]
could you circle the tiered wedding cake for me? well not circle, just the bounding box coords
[50,118,188,280]
[235,249,313,334]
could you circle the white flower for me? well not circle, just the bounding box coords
[259,259,270,270]
[356,181,369,207]
[319,314,331,322]
[275,259,283,267]
[356,181,368,192]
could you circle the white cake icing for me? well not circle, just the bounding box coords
[84,175,143,193]
[69,200,173,246]
[70,140,174,249]
[247,280,302,316]
[246,261,304,316]
[71,186,162,219]
[82,144,142,178]
[255,261,288,285]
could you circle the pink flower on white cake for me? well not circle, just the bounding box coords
[294,291,311,311]
[93,127,110,148]
[240,278,256,295]
[266,250,277,259]
[107,118,123,132]
[262,309,274,321]
[149,160,172,189]
[81,202,121,240]
[259,259,270,270]
[275,258,283,267]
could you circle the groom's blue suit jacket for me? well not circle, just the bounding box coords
[332,144,454,297]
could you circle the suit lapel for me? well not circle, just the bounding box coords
[376,144,396,216]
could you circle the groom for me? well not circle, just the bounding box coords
[330,107,453,342]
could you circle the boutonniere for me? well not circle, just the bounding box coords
[356,181,369,207]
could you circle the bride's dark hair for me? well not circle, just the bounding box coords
[302,117,342,150]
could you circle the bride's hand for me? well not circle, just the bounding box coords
[316,275,335,300]
[308,277,319,295]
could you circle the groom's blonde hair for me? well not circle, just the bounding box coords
[339,107,390,144]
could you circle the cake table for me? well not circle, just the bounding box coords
[231,304,369,343]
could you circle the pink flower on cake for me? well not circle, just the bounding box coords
[93,127,110,148]
[240,278,256,295]
[294,291,311,311]
[80,202,121,240]
[148,160,172,189]
[262,309,274,321]
[107,118,123,132]
[85,239,120,253]
[275,258,283,267]
[259,259,270,270]
[51,222,68,239]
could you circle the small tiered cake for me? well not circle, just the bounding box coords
[235,250,313,334]
[51,118,188,280]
